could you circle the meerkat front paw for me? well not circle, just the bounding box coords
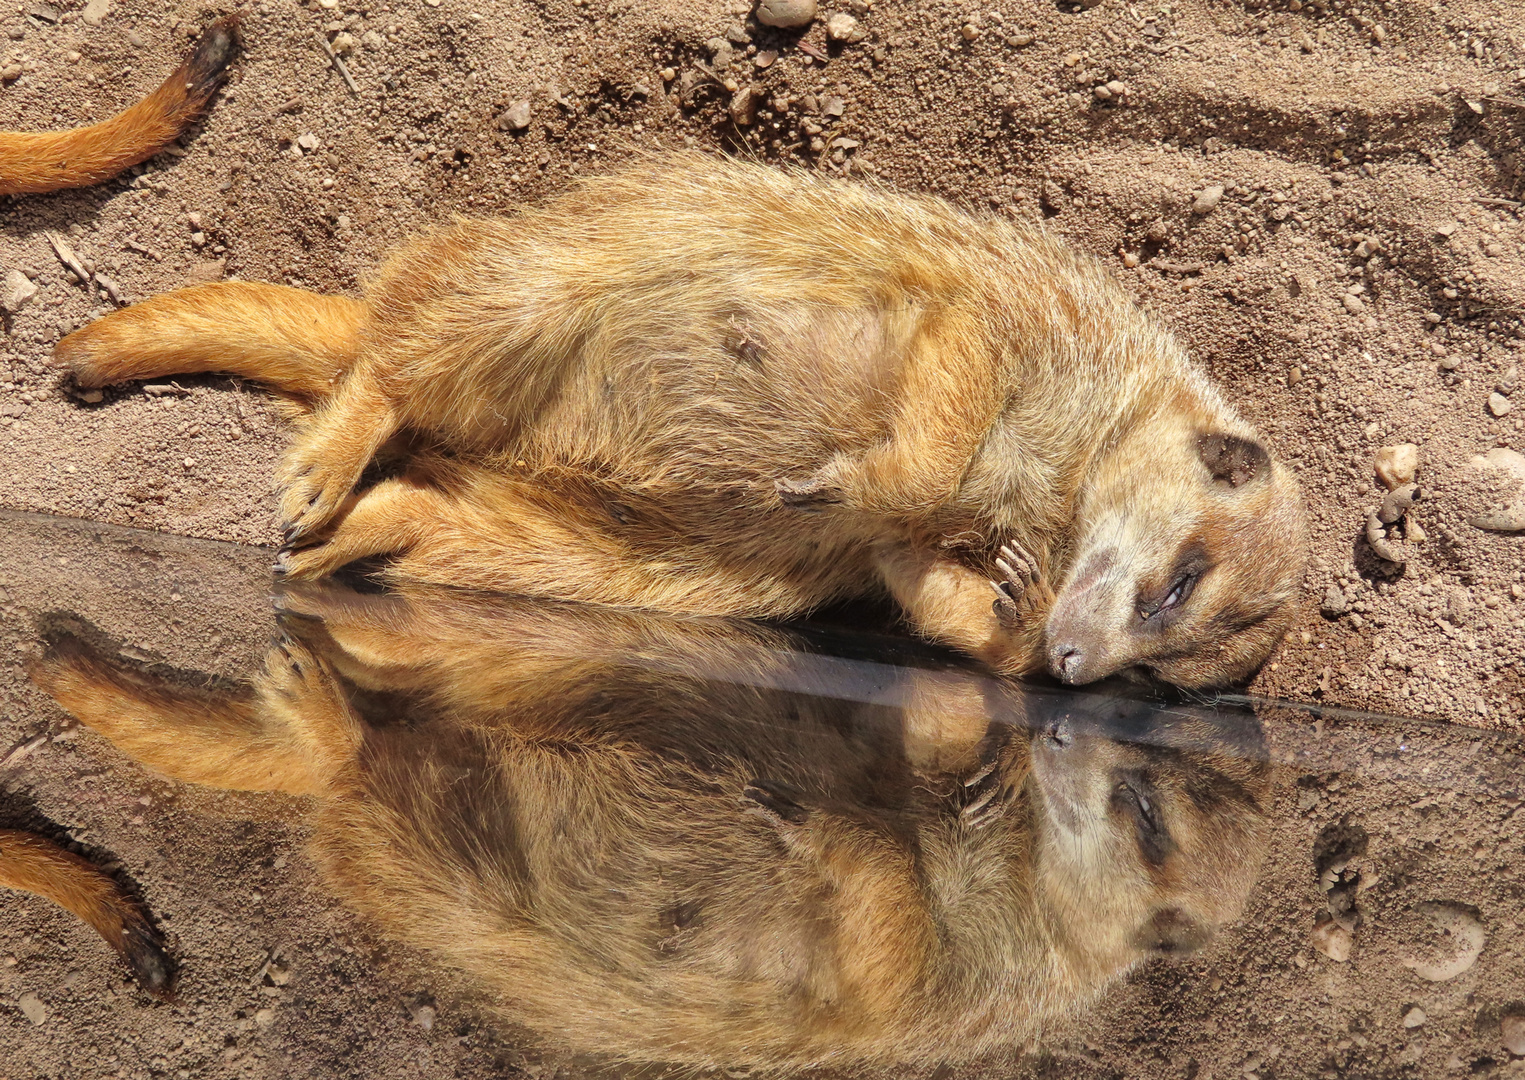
[275,431,370,543]
[960,721,1025,829]
[989,542,1044,630]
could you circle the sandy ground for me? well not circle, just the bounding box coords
[1,0,1524,1073]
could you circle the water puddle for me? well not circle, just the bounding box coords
[1,509,1521,1078]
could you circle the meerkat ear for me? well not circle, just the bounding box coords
[1196,434,1269,488]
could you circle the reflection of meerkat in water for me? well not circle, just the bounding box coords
[29,584,1271,1067]
[55,155,1305,689]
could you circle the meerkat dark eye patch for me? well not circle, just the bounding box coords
[1196,433,1269,487]
[1135,546,1211,623]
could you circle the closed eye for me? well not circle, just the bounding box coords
[1137,571,1200,621]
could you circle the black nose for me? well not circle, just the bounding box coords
[1049,644,1084,683]
[1043,717,1073,749]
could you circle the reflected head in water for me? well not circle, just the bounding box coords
[1024,693,1270,969]
[27,582,1271,1069]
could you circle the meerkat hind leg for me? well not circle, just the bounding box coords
[53,283,365,401]
[27,633,342,796]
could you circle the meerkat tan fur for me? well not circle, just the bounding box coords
[0,15,239,197]
[56,154,1307,688]
[28,583,1271,1068]
[0,830,175,994]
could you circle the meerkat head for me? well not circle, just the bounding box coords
[1026,692,1270,968]
[1044,417,1307,690]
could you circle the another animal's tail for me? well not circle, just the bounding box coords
[54,282,366,403]
[0,830,176,995]
[0,13,242,197]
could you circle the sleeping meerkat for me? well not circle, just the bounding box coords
[54,154,1307,688]
[27,582,1272,1068]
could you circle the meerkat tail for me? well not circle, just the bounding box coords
[0,830,176,996]
[26,632,334,797]
[0,13,241,197]
[54,283,366,401]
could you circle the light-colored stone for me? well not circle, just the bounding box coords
[1191,184,1224,215]
[497,100,533,132]
[81,0,110,26]
[1467,447,1525,532]
[1501,1013,1525,1057]
[1399,901,1485,982]
[826,12,865,43]
[1488,391,1512,418]
[1402,1006,1427,1028]
[2,268,38,313]
[1311,920,1352,962]
[1373,443,1419,490]
[18,992,46,1025]
[755,0,816,29]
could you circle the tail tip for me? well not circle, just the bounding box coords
[121,921,178,999]
[183,11,244,99]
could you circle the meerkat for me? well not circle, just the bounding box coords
[0,14,240,197]
[27,582,1271,1068]
[55,154,1307,688]
[0,829,175,994]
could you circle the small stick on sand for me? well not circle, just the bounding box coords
[46,232,92,285]
[1473,196,1523,208]
[318,33,359,96]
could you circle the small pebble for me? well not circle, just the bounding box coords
[18,993,46,1026]
[960,22,981,41]
[1373,443,1419,490]
[1320,584,1348,618]
[826,12,865,43]
[822,95,845,117]
[754,0,816,29]
[410,1002,436,1031]
[3,268,39,313]
[80,0,110,26]
[1310,921,1352,962]
[1467,447,1525,532]
[296,133,321,152]
[1342,294,1365,315]
[1488,392,1512,418]
[1501,1013,1525,1057]
[1402,1006,1427,1028]
[330,31,356,56]
[1191,185,1224,215]
[497,100,533,132]
[1498,364,1519,396]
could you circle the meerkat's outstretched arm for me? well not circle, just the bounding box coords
[0,831,176,994]
[0,14,241,197]
[55,282,366,404]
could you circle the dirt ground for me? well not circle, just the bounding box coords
[1,0,1524,1073]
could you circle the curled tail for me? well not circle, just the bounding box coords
[0,13,242,197]
[0,830,175,995]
